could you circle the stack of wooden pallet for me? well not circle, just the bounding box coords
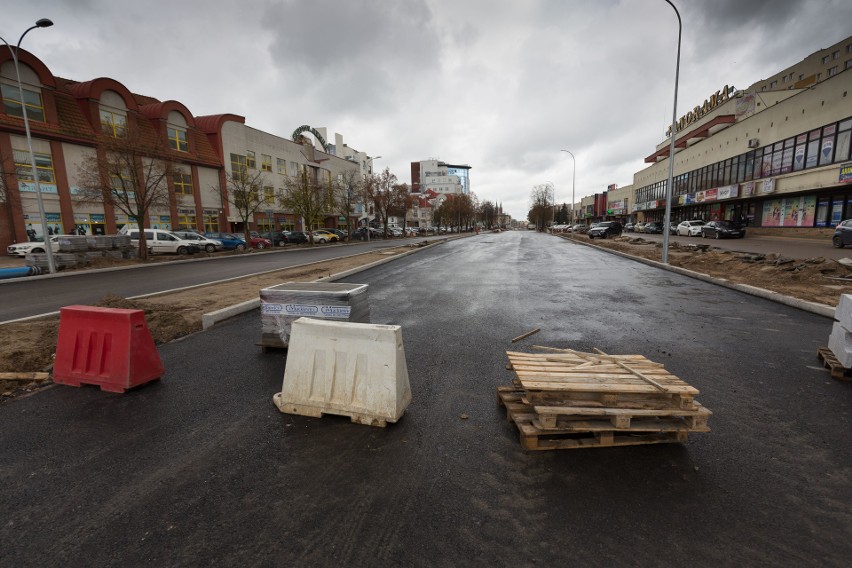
[498,348,711,451]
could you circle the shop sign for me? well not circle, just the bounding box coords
[705,188,718,202]
[91,214,105,223]
[695,191,705,203]
[666,84,735,137]
[684,194,696,205]
[743,181,755,196]
[840,162,852,184]
[717,185,739,200]
[18,181,58,194]
[73,213,90,223]
[761,178,775,194]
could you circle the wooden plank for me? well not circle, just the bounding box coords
[533,402,712,419]
[0,372,50,382]
[519,380,697,394]
[511,328,541,343]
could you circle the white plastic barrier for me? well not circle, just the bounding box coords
[828,322,852,367]
[835,294,852,330]
[273,318,412,427]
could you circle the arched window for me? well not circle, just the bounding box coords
[0,61,45,122]
[99,90,128,137]
[167,110,188,152]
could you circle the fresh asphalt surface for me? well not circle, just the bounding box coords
[2,231,850,566]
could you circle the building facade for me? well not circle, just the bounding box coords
[632,35,852,232]
[410,159,471,195]
[0,49,375,251]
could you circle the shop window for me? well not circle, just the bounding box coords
[262,154,272,172]
[835,119,852,163]
[805,129,821,169]
[1,83,45,122]
[203,210,219,233]
[177,210,196,229]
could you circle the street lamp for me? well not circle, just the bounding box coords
[1,18,56,274]
[561,150,576,225]
[661,0,681,264]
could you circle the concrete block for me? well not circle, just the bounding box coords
[273,318,411,427]
[834,294,852,330]
[828,321,852,368]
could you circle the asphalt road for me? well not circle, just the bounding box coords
[1,231,849,567]
[0,237,445,323]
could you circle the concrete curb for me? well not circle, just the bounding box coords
[559,234,835,319]
[201,239,449,329]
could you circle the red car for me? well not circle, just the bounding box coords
[249,236,273,249]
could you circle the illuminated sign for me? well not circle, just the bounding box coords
[666,85,735,138]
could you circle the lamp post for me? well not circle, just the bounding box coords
[366,156,381,241]
[1,18,55,274]
[661,0,681,264]
[561,150,576,225]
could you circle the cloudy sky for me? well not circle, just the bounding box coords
[5,0,852,219]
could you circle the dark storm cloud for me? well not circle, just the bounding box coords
[260,0,441,111]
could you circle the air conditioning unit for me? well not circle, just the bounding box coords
[748,138,760,148]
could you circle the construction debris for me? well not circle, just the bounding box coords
[511,328,541,343]
[498,347,711,450]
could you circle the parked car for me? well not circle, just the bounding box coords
[833,219,852,248]
[310,229,339,244]
[257,231,289,247]
[634,222,647,233]
[387,227,403,238]
[352,227,381,240]
[624,222,635,232]
[643,222,663,234]
[700,220,745,239]
[286,231,310,244]
[588,221,623,239]
[127,229,201,255]
[676,220,706,237]
[172,231,223,253]
[249,236,273,249]
[323,228,348,242]
[6,236,60,257]
[204,232,247,251]
[571,224,589,234]
[669,222,679,235]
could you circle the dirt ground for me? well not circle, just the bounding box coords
[2,233,848,400]
[0,246,414,400]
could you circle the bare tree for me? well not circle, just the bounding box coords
[224,163,271,244]
[333,169,362,239]
[279,170,332,244]
[76,125,176,259]
[527,183,553,231]
[388,182,411,233]
[362,167,397,238]
[479,200,496,228]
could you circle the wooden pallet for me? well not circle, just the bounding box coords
[817,347,852,382]
[498,388,688,450]
[507,350,699,410]
[498,389,710,431]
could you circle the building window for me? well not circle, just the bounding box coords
[822,55,831,64]
[246,150,256,169]
[174,173,193,195]
[277,158,286,175]
[177,209,196,229]
[230,153,247,178]
[13,148,55,183]
[261,154,272,172]
[263,186,274,203]
[833,50,840,60]
[847,59,852,70]
[99,109,127,137]
[289,161,299,176]
[836,119,852,163]
[828,66,838,77]
[167,126,188,152]
[770,80,777,88]
[2,83,45,122]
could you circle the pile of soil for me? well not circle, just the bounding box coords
[573,235,852,307]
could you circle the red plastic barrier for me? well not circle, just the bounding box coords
[53,305,164,393]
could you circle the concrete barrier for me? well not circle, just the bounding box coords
[273,318,411,427]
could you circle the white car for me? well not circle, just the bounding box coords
[6,236,60,257]
[676,220,706,237]
[172,231,223,253]
[126,229,201,255]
